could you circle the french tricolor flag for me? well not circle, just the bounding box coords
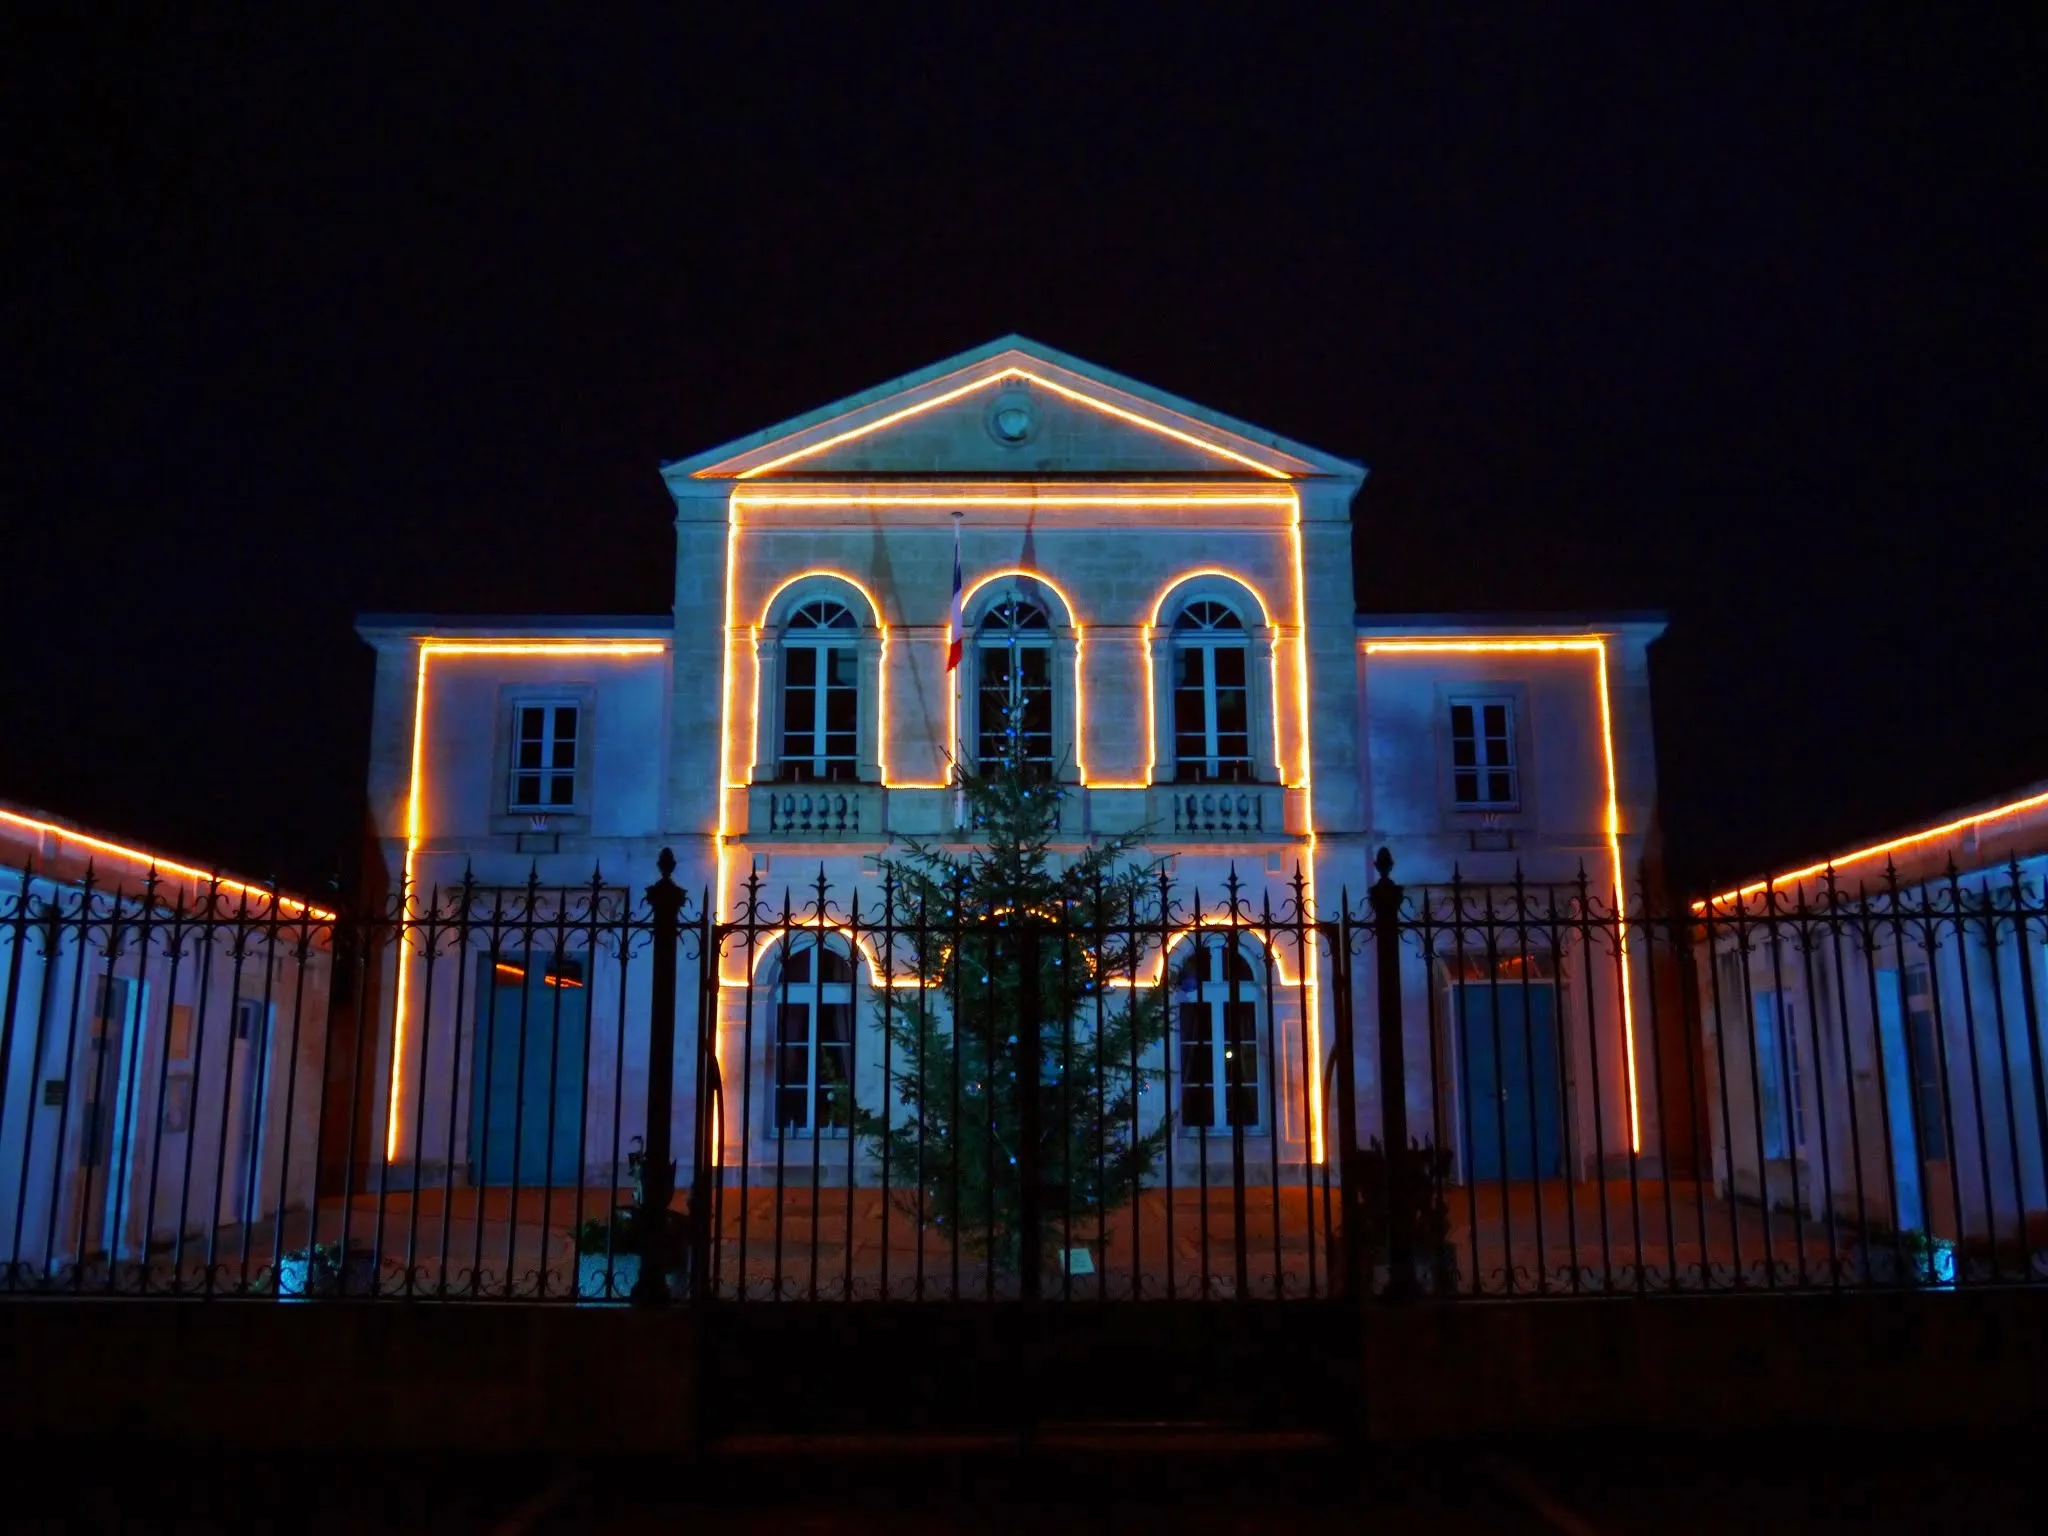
[945,513,964,672]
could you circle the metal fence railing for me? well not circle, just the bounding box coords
[4,849,2043,1301]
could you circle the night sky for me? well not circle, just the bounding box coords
[5,9,2041,901]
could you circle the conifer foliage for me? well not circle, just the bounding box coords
[856,746,1172,1277]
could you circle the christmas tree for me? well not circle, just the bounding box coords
[855,735,1172,1278]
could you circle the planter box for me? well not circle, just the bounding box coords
[275,1251,380,1300]
[576,1253,684,1303]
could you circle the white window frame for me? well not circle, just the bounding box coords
[1448,696,1519,809]
[777,599,862,784]
[507,699,582,813]
[1169,600,1254,785]
[769,938,857,1139]
[1174,936,1265,1134]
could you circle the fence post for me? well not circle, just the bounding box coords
[633,848,683,1307]
[1369,848,1417,1301]
[1017,923,1043,1304]
[689,894,719,1304]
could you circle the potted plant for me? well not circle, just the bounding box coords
[1354,1137,1460,1295]
[1843,1226,1955,1288]
[275,1240,377,1299]
[569,1137,690,1302]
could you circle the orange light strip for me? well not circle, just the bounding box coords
[492,960,585,989]
[1362,637,1641,1153]
[731,368,1293,481]
[0,807,335,920]
[732,492,1299,509]
[956,567,1089,782]
[1131,569,1282,789]
[723,919,934,989]
[387,636,668,1163]
[1694,787,2048,912]
[1104,917,1308,988]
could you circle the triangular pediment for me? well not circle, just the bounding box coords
[665,336,1362,482]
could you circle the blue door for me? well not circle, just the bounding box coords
[1457,982,1563,1181]
[471,953,588,1186]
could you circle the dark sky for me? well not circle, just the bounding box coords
[4,8,2042,900]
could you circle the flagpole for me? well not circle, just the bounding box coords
[948,509,965,828]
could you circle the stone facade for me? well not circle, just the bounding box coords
[356,337,1664,1187]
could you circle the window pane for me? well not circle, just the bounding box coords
[1019,648,1051,687]
[782,946,812,984]
[1487,770,1513,803]
[1174,648,1204,687]
[1454,770,1478,803]
[1482,703,1507,738]
[548,775,575,807]
[554,706,578,743]
[1450,704,1474,739]
[825,648,856,686]
[551,738,575,770]
[824,687,857,733]
[517,740,544,769]
[819,946,854,983]
[785,648,817,685]
[1215,688,1247,735]
[1173,689,1207,735]
[518,706,546,740]
[782,685,815,737]
[1452,738,1476,768]
[1213,647,1246,687]
[514,774,541,806]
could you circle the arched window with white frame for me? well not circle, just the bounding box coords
[974,593,1055,779]
[1173,934,1266,1133]
[779,599,860,783]
[768,935,857,1137]
[1170,600,1254,783]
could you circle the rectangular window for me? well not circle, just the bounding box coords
[1172,647,1253,783]
[1904,964,1947,1160]
[1449,699,1517,807]
[510,703,579,811]
[976,645,1054,778]
[779,644,859,782]
[1753,989,1804,1156]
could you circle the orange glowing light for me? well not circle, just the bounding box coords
[956,566,1089,782]
[0,808,335,921]
[706,489,1328,1162]
[493,960,585,989]
[732,491,1300,509]
[387,636,668,1163]
[726,918,938,990]
[1694,788,2048,913]
[1138,568,1283,789]
[1361,636,1641,1152]
[730,368,1293,481]
[1104,917,1308,989]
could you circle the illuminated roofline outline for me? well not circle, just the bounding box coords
[387,637,670,1163]
[1361,637,1642,1154]
[0,808,335,921]
[1694,787,2048,913]
[731,490,1301,510]
[729,368,1294,481]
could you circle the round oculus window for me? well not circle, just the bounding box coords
[985,394,1037,445]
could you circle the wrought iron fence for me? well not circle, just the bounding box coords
[2,849,2043,1302]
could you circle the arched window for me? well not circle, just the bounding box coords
[1174,935,1264,1132]
[780,600,860,783]
[770,935,856,1137]
[1170,601,1252,783]
[974,594,1054,779]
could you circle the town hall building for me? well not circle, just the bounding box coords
[357,338,1666,1221]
